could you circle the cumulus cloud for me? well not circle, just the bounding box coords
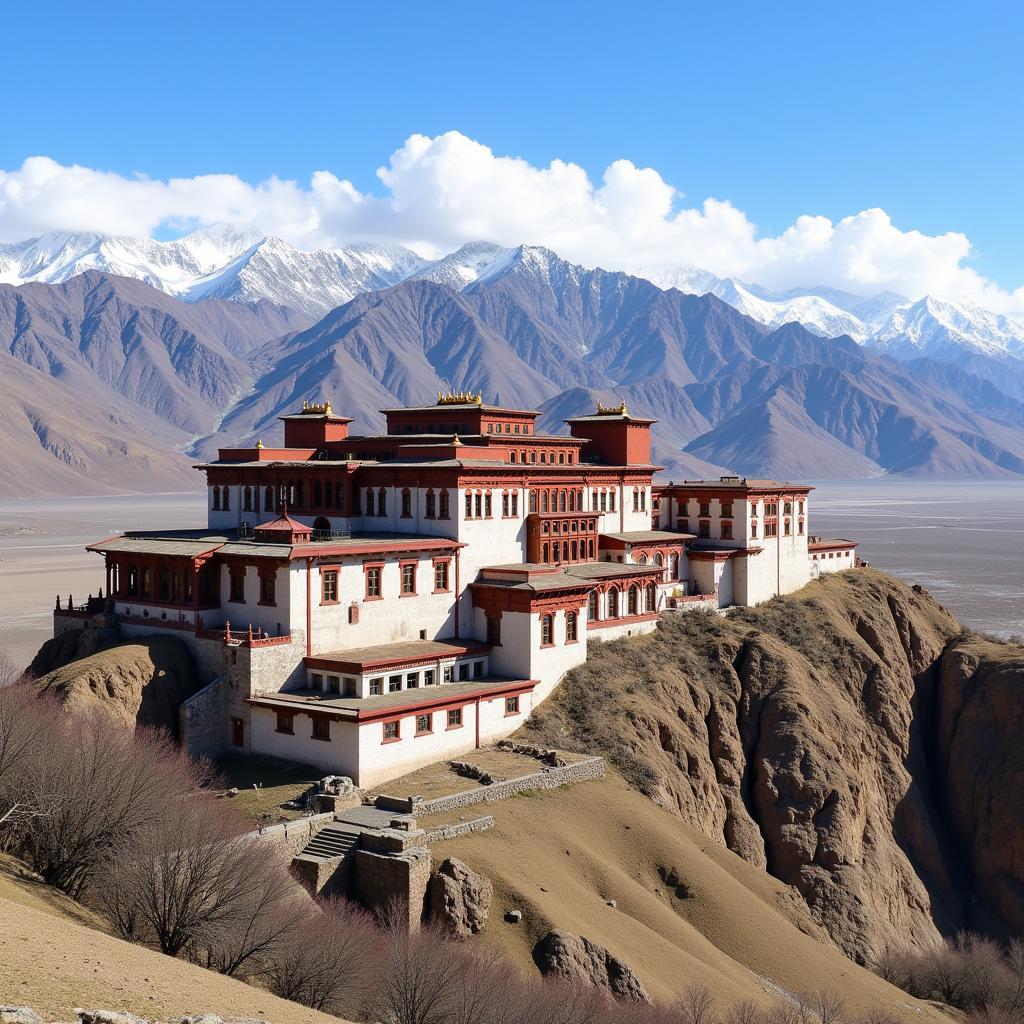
[1,134,1021,310]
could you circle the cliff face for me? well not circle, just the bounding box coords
[522,569,1024,963]
[32,636,202,737]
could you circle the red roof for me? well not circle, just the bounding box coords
[255,513,313,538]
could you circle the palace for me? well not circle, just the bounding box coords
[56,395,856,788]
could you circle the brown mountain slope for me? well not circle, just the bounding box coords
[520,569,1024,963]
[436,774,945,1018]
[0,884,345,1023]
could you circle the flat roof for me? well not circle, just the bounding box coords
[248,674,534,719]
[601,530,693,544]
[661,477,814,492]
[475,559,664,592]
[808,537,858,549]
[307,639,489,671]
[381,402,539,416]
[88,529,460,561]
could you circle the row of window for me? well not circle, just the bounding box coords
[540,537,597,564]
[751,518,805,540]
[508,449,575,464]
[586,582,657,621]
[309,659,485,698]
[212,483,349,514]
[274,695,522,744]
[485,422,532,435]
[229,570,276,605]
[320,559,451,605]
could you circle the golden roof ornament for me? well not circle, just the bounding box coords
[255,439,265,449]
[596,400,629,416]
[452,433,464,447]
[437,390,483,406]
[301,399,334,415]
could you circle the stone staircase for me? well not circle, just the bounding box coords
[299,823,361,861]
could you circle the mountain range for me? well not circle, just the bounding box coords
[2,231,1024,496]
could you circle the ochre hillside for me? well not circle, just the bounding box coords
[0,854,347,1024]
[521,568,1024,963]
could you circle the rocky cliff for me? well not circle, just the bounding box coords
[522,568,1024,963]
[31,635,202,737]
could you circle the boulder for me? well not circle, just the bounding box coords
[1,1009,44,1024]
[429,857,493,937]
[77,1011,153,1024]
[319,775,355,796]
[534,930,650,1003]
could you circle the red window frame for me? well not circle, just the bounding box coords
[363,562,384,600]
[321,567,340,605]
[382,719,400,744]
[399,560,417,597]
[432,558,451,593]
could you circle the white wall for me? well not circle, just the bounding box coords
[250,707,360,778]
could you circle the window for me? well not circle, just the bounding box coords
[406,672,419,689]
[425,489,436,518]
[243,486,253,512]
[377,488,387,517]
[646,584,656,611]
[505,695,520,716]
[474,493,483,518]
[388,675,402,693]
[212,487,221,511]
[312,481,322,508]
[798,518,805,535]
[502,492,510,517]
[264,486,274,512]
[765,520,778,538]
[670,554,679,581]
[722,521,733,540]
[365,488,375,516]
[222,487,230,511]
[370,677,383,695]
[383,720,399,742]
[529,490,537,513]
[699,502,710,517]
[487,614,501,645]
[608,588,619,618]
[541,614,554,646]
[401,563,416,595]
[401,488,412,518]
[447,707,463,729]
[633,488,640,512]
[415,713,432,736]
[443,665,453,683]
[322,570,338,604]
[628,585,639,615]
[699,521,710,539]
[721,502,732,517]
[434,559,450,592]
[473,660,483,679]
[784,519,792,536]
[484,492,493,518]
[230,572,245,602]
[588,590,599,621]
[260,574,276,605]
[275,710,294,735]
[439,490,450,519]
[311,672,323,689]
[566,611,578,642]
[459,662,470,681]
[465,491,473,519]
[312,717,330,742]
[511,492,518,516]
[365,566,382,599]
[751,520,759,539]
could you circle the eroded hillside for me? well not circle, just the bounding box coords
[521,568,1024,963]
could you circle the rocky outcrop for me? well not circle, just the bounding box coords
[936,637,1024,932]
[522,569,1024,964]
[32,637,203,737]
[428,857,493,937]
[533,931,650,1003]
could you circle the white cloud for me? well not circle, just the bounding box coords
[2,134,1022,311]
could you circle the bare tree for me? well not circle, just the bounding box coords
[676,983,718,1024]
[957,933,1011,1010]
[94,791,280,957]
[265,897,381,1013]
[200,850,313,977]
[1005,938,1024,1014]
[16,715,199,897]
[0,652,29,688]
[369,901,466,1024]
[806,989,844,1024]
[726,1000,769,1024]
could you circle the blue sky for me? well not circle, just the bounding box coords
[2,0,1021,299]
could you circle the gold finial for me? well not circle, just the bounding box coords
[437,390,483,406]
[452,433,464,447]
[255,438,265,449]
[595,399,629,416]
[301,399,334,415]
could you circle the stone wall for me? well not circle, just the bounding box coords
[243,812,336,857]
[423,815,495,843]
[415,756,606,816]
[291,851,351,897]
[352,846,432,931]
[180,675,227,759]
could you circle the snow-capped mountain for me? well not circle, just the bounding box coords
[407,241,512,290]
[4,226,1024,394]
[184,236,427,316]
[0,226,264,293]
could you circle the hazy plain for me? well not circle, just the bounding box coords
[0,481,1020,671]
